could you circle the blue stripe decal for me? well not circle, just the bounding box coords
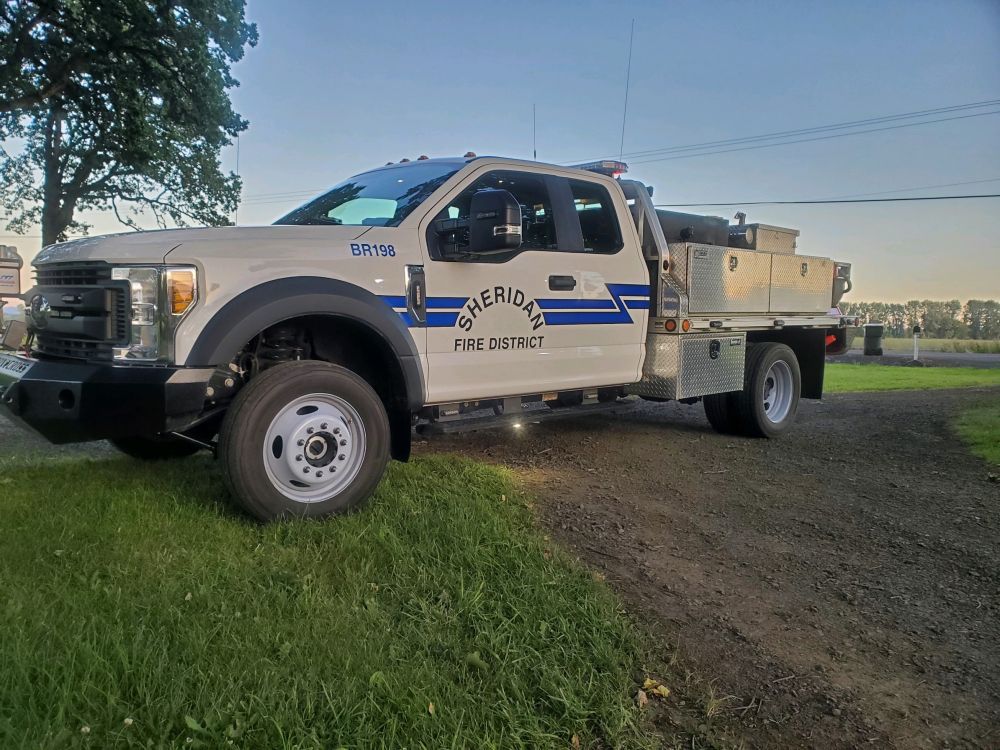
[427,311,460,327]
[536,298,617,310]
[382,285,648,327]
[542,283,649,326]
[380,295,406,308]
[607,283,650,297]
[542,311,633,325]
[426,296,469,309]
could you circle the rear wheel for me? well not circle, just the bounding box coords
[732,342,801,438]
[703,392,741,435]
[219,361,390,521]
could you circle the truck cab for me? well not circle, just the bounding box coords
[0,155,853,521]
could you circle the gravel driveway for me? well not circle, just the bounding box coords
[425,388,1000,749]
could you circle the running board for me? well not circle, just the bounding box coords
[416,399,637,436]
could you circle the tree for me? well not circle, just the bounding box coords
[0,0,258,246]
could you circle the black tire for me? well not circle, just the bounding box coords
[110,434,203,460]
[219,361,390,521]
[597,387,623,403]
[702,392,742,435]
[732,342,801,438]
[545,391,584,409]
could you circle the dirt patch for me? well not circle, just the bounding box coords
[422,388,1000,749]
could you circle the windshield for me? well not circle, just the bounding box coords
[274,162,461,227]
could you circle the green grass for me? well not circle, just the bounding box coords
[850,337,1000,354]
[825,363,1000,393]
[0,454,653,749]
[956,401,1000,466]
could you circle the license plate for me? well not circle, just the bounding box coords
[0,351,34,387]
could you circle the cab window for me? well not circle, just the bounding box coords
[436,170,558,250]
[568,178,623,254]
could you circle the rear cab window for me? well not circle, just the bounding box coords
[568,178,624,254]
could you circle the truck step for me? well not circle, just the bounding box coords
[416,398,638,436]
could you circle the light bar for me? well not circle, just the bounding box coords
[570,160,628,177]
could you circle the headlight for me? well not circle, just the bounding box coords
[111,266,198,362]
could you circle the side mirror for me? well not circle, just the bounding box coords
[469,189,522,254]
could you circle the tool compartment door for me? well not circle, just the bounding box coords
[684,244,771,314]
[769,254,834,313]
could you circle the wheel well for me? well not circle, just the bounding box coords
[248,315,412,461]
[747,329,826,399]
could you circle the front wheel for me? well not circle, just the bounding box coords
[731,342,801,438]
[219,361,390,521]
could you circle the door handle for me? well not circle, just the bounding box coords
[405,264,426,326]
[548,275,576,291]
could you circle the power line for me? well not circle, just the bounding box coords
[630,110,1000,165]
[624,99,1000,160]
[821,176,1000,200]
[655,194,1000,207]
[568,98,1000,164]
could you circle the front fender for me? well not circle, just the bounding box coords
[182,276,424,410]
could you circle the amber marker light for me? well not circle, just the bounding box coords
[681,319,691,332]
[166,269,197,315]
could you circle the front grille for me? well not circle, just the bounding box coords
[30,262,130,362]
[35,262,113,287]
[34,336,117,361]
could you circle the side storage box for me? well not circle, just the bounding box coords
[672,243,771,314]
[629,332,746,400]
[769,254,834,313]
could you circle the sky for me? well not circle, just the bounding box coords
[4,0,1000,302]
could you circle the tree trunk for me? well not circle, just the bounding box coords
[40,104,72,247]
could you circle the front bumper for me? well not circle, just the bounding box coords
[0,354,213,444]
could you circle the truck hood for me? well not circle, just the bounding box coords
[33,226,373,266]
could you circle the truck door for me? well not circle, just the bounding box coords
[418,165,649,404]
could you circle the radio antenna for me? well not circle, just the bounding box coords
[234,133,241,225]
[618,18,635,162]
[532,103,537,160]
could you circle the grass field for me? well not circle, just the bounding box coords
[0,454,654,749]
[956,401,1000,466]
[825,363,1000,393]
[851,337,1000,354]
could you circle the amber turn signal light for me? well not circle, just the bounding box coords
[166,269,196,315]
[681,319,691,332]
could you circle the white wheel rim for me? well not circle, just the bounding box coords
[263,393,366,503]
[762,360,794,424]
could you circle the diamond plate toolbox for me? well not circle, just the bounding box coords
[770,254,834,313]
[673,243,771,314]
[629,332,746,400]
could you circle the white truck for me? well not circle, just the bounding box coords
[0,156,854,520]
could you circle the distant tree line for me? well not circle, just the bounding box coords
[840,300,1000,339]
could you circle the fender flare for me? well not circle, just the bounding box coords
[184,276,424,410]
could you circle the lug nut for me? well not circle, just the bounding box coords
[297,439,305,446]
[303,467,310,473]
[320,423,328,430]
[339,439,347,446]
[296,455,303,461]
[307,427,314,434]
[316,471,323,477]
[333,427,340,435]
[338,454,346,461]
